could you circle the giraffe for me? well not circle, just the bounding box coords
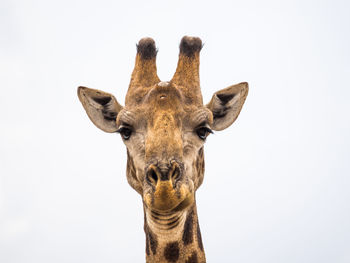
[77,36,248,263]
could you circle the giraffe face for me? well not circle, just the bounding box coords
[117,82,212,212]
[77,36,248,213]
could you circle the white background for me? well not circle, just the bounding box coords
[1,0,349,262]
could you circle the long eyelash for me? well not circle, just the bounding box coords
[116,125,132,133]
[198,126,213,134]
[204,127,214,134]
[196,122,213,133]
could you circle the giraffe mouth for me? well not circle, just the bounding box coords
[144,183,194,213]
[170,193,194,212]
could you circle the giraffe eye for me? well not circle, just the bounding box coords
[117,126,133,140]
[196,127,213,140]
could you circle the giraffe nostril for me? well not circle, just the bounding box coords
[150,170,158,182]
[171,166,180,181]
[146,162,182,187]
[169,162,182,185]
[146,166,159,186]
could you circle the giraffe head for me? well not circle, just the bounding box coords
[78,36,248,214]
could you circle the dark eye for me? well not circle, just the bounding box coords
[116,126,133,140]
[196,126,213,140]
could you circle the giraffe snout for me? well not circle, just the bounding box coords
[146,161,182,188]
[144,160,193,212]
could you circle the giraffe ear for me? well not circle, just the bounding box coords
[206,82,248,131]
[77,86,123,133]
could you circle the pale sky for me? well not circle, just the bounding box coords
[1,0,350,262]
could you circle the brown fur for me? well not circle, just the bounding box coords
[77,36,249,262]
[186,252,198,263]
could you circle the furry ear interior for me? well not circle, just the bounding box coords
[206,82,248,131]
[77,86,123,133]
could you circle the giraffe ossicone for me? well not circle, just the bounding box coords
[78,36,248,263]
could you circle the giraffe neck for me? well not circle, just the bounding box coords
[144,202,206,263]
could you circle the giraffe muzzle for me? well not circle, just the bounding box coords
[144,161,194,212]
[146,161,182,187]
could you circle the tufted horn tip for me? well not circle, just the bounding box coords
[179,36,203,57]
[137,37,157,60]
